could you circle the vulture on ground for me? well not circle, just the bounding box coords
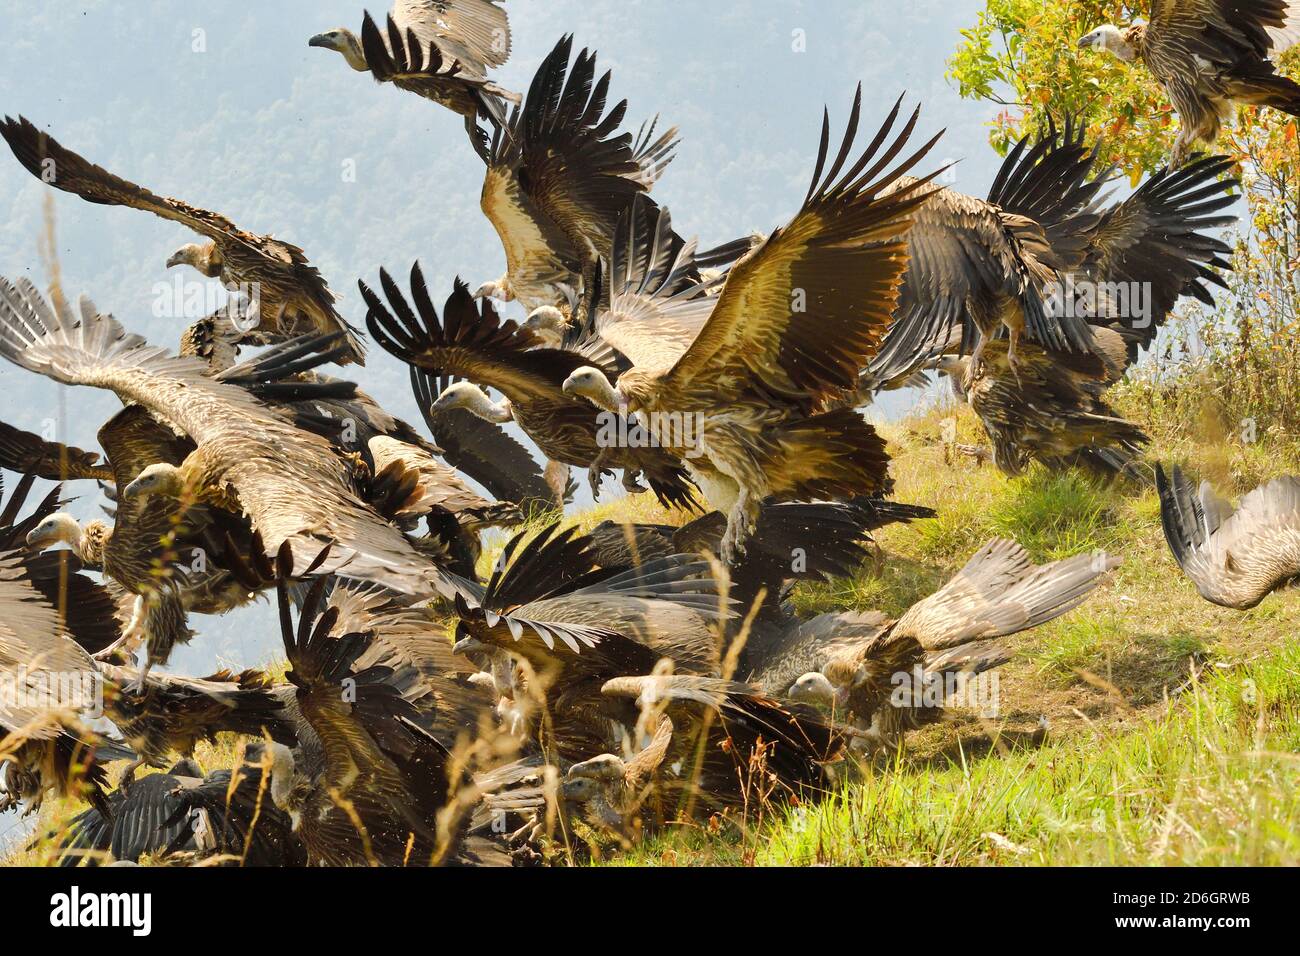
[1156,464,1300,609]
[475,34,679,319]
[364,271,699,508]
[49,747,304,867]
[561,89,942,562]
[0,282,476,632]
[0,117,365,364]
[1079,0,1300,165]
[934,152,1237,476]
[769,540,1119,752]
[310,2,519,150]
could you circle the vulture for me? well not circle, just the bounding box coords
[770,540,1119,752]
[0,550,131,818]
[866,117,1112,383]
[262,547,491,867]
[934,151,1237,476]
[448,523,726,761]
[0,117,365,364]
[364,271,699,508]
[559,676,844,841]
[1156,464,1300,609]
[475,34,680,319]
[1079,0,1300,165]
[311,3,519,149]
[49,747,304,867]
[561,90,943,562]
[0,281,476,632]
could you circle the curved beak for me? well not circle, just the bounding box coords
[24,528,49,548]
[165,250,187,269]
[452,636,485,656]
[308,33,333,49]
[121,478,144,499]
[1076,35,1094,49]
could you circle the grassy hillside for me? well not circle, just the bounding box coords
[7,396,1300,866]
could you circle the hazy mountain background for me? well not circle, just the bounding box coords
[0,0,1003,679]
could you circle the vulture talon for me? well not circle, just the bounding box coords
[620,471,647,494]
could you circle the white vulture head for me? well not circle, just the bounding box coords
[308,28,368,72]
[166,242,222,277]
[561,366,625,413]
[431,381,513,423]
[787,672,847,707]
[473,278,515,303]
[521,306,567,347]
[1077,24,1138,62]
[25,512,83,550]
[122,463,187,500]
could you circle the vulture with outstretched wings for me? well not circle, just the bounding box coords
[0,117,364,363]
[562,89,943,562]
[1080,0,1300,165]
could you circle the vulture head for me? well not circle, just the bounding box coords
[1077,24,1137,62]
[122,463,187,501]
[25,512,83,551]
[561,367,626,413]
[308,28,368,72]
[521,306,568,348]
[788,672,847,708]
[432,381,513,424]
[567,754,627,783]
[473,278,515,303]
[264,742,298,816]
[558,774,604,804]
[166,242,222,278]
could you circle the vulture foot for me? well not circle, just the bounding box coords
[620,471,647,494]
[720,499,756,566]
[586,463,614,500]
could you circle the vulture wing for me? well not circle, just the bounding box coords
[1149,0,1300,63]
[1156,464,1300,609]
[658,89,941,409]
[0,279,468,599]
[1079,154,1237,360]
[0,419,112,482]
[892,538,1119,649]
[392,0,512,70]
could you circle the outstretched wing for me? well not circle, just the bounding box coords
[0,420,112,482]
[392,0,512,71]
[660,90,941,409]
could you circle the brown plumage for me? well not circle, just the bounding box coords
[1157,465,1300,609]
[1080,1,1300,165]
[0,116,364,363]
[562,90,942,562]
[0,420,112,482]
[309,5,520,150]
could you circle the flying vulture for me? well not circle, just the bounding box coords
[1156,464,1300,609]
[0,281,476,627]
[1079,0,1300,165]
[0,117,365,364]
[561,89,943,562]
[310,1,520,149]
[475,34,679,319]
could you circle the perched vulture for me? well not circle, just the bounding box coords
[0,117,365,363]
[475,34,679,318]
[934,152,1237,476]
[0,281,476,630]
[364,271,699,508]
[562,90,942,562]
[1079,0,1300,165]
[560,676,844,840]
[771,540,1119,751]
[1156,464,1300,609]
[0,551,132,818]
[49,748,304,867]
[310,2,519,149]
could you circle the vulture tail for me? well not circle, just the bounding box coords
[769,408,892,502]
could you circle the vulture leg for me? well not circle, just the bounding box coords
[620,470,647,494]
[117,756,146,792]
[720,490,759,566]
[587,451,616,500]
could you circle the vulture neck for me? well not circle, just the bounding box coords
[339,31,369,72]
[1114,25,1142,61]
[461,390,513,424]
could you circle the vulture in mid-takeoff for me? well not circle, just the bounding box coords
[1079,0,1300,165]
[561,90,943,562]
[475,34,680,319]
[0,117,365,364]
[310,1,520,148]
[1157,465,1300,609]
